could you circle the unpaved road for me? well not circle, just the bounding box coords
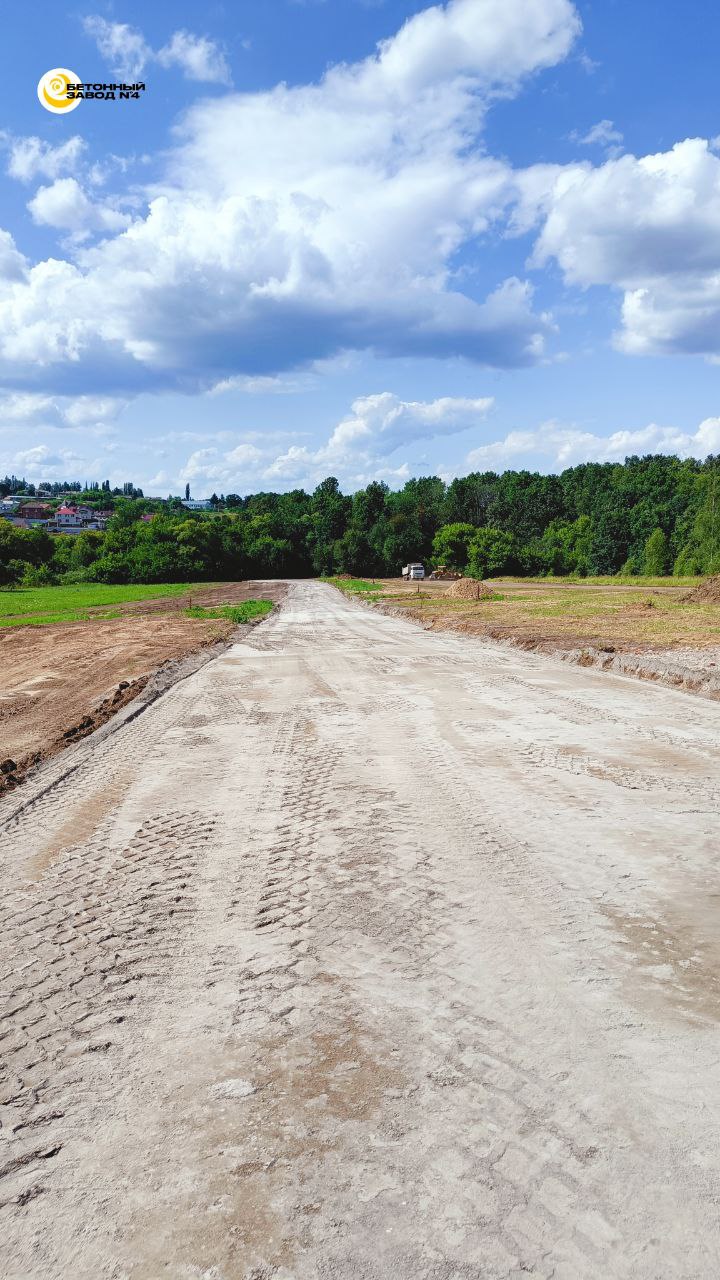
[1,581,719,1279]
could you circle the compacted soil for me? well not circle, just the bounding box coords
[1,582,719,1277]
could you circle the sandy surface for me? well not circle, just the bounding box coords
[1,581,719,1277]
[0,582,286,791]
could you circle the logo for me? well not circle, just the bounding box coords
[37,68,81,114]
[37,69,146,110]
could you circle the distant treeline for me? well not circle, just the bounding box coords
[1,455,718,586]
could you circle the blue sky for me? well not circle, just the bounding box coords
[2,0,719,495]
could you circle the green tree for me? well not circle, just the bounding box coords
[431,523,476,572]
[467,528,516,579]
[643,527,669,576]
[538,516,592,576]
[673,460,720,574]
[307,478,352,575]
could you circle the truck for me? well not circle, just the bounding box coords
[402,562,425,580]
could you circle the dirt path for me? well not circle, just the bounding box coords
[1,581,719,1278]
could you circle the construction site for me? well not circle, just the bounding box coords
[1,579,719,1277]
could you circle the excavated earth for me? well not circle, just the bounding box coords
[1,581,720,1278]
[0,582,287,795]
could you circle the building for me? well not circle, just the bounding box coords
[55,505,80,526]
[15,503,52,524]
[181,498,213,511]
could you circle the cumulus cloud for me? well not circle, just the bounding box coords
[3,135,86,183]
[0,0,580,396]
[178,391,494,490]
[466,417,720,470]
[529,138,720,358]
[83,15,230,84]
[0,391,126,432]
[0,229,28,282]
[2,443,89,478]
[27,178,131,235]
[157,31,231,84]
[322,391,494,458]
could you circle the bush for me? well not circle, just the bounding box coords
[21,563,56,587]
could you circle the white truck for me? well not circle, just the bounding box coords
[402,562,425,580]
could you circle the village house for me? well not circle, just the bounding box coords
[50,504,110,535]
[14,502,52,525]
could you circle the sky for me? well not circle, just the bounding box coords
[2,0,720,496]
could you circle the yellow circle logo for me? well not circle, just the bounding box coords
[37,68,81,113]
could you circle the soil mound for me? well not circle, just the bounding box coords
[684,575,720,603]
[446,577,494,601]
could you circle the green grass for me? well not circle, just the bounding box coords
[494,574,701,588]
[0,582,197,620]
[185,600,274,624]
[321,577,383,594]
[0,608,126,630]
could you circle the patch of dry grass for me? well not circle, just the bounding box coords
[367,579,720,651]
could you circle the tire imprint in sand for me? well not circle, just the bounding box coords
[0,809,214,1214]
[213,704,619,1276]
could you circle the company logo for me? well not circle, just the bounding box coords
[37,68,81,114]
[37,69,146,111]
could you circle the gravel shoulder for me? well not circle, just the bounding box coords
[1,581,719,1278]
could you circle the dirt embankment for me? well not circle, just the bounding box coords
[0,582,286,795]
[684,574,720,603]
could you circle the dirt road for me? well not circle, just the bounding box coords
[2,581,719,1278]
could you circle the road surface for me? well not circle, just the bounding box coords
[1,581,719,1278]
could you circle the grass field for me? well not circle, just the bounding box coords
[0,583,206,629]
[495,575,702,589]
[321,577,383,594]
[185,601,274,624]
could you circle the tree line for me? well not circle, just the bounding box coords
[1,454,718,586]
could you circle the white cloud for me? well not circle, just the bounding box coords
[82,16,151,80]
[0,0,580,397]
[179,443,264,488]
[3,444,86,476]
[3,135,86,183]
[529,138,720,358]
[83,15,230,85]
[61,396,127,427]
[178,391,494,491]
[27,178,131,235]
[0,229,28,283]
[322,391,493,458]
[0,391,126,432]
[573,119,623,147]
[157,31,230,85]
[466,417,720,469]
[569,119,624,160]
[209,373,310,395]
